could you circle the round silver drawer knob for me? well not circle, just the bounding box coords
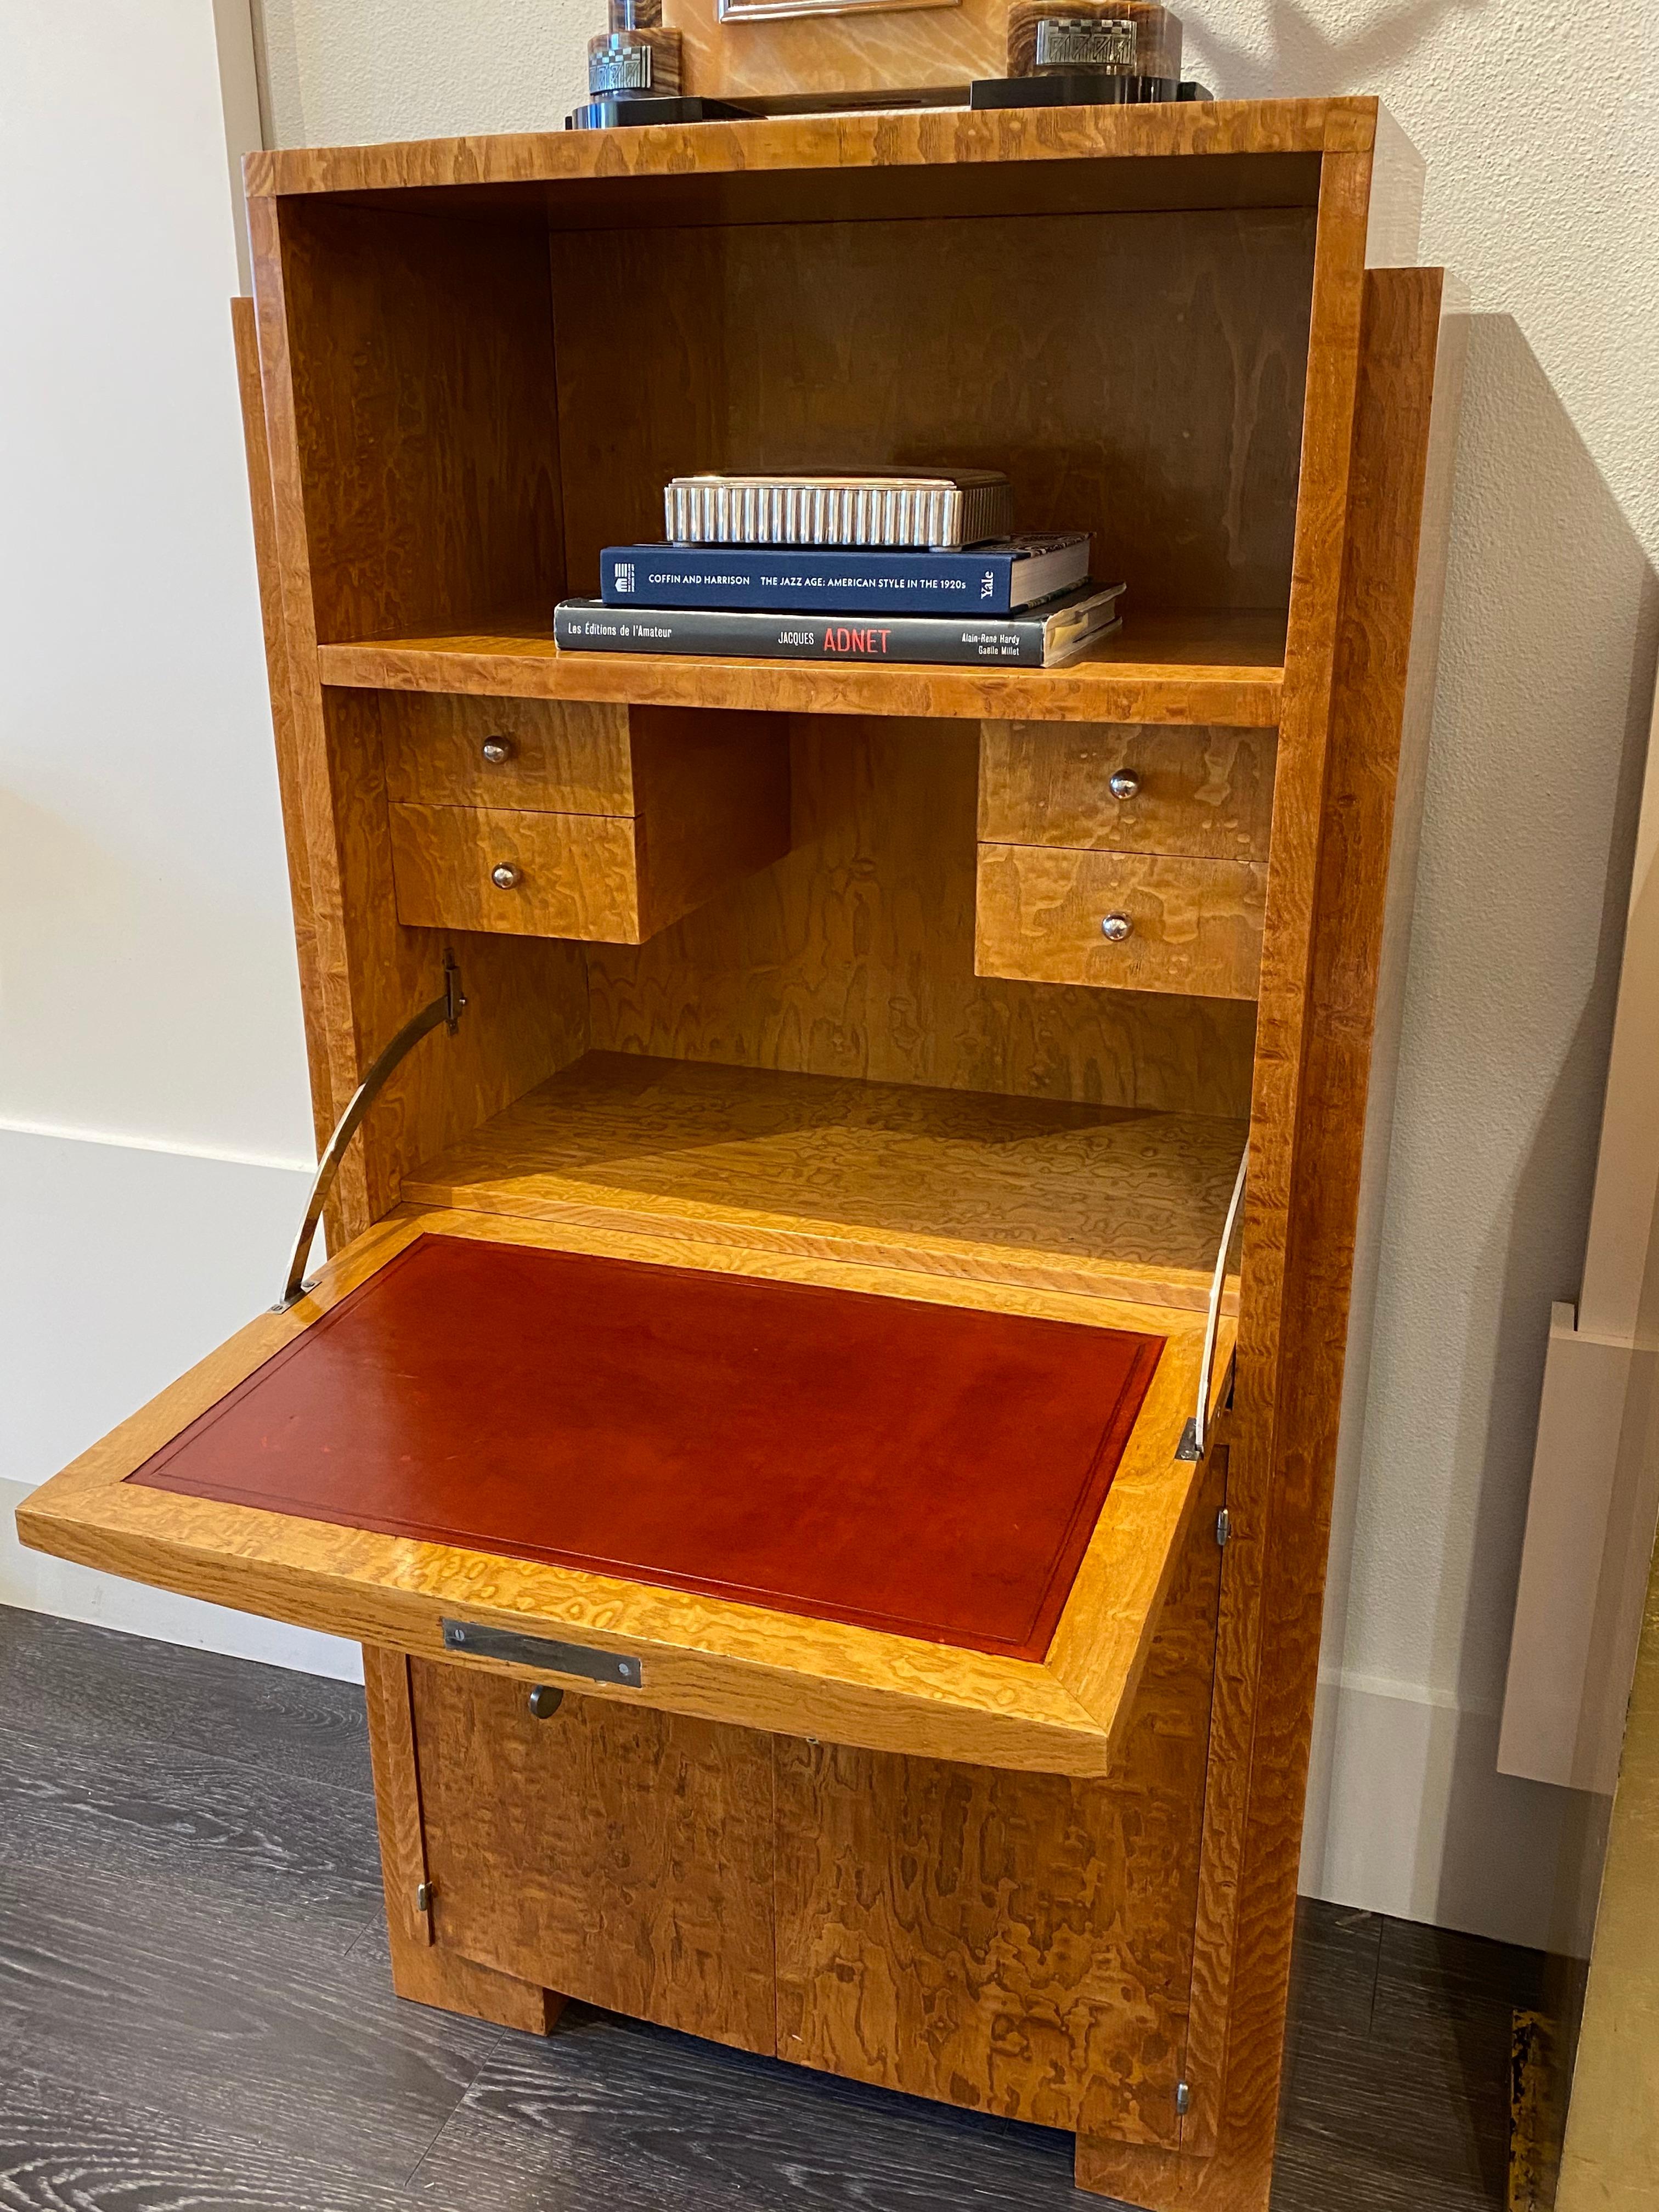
[481,736,514,765]
[1101,912,1134,943]
[1108,769,1141,801]
[490,862,522,890]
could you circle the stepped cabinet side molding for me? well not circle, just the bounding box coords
[18,95,1459,2211]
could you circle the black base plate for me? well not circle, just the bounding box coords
[566,94,757,130]
[969,74,1209,110]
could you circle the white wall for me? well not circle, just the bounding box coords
[8,0,1654,1943]
[0,2,354,1679]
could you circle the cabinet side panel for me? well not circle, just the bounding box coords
[1079,149,1395,2212]
[231,295,333,1159]
[629,706,793,939]
[1090,265,1449,2212]
[280,200,563,644]
[1212,259,1448,2149]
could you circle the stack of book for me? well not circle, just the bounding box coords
[554,469,1125,669]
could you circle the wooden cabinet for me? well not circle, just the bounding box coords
[370,1447,1224,2135]
[16,94,1454,2212]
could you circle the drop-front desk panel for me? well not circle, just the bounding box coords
[23,1203,1231,1778]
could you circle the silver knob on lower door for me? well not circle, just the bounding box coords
[1108,769,1141,800]
[481,736,515,765]
[491,862,522,890]
[1101,912,1133,942]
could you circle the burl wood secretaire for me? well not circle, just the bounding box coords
[18,76,1457,2211]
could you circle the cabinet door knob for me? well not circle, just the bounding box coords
[1101,912,1134,942]
[481,736,514,764]
[528,1684,563,1720]
[1108,769,1141,800]
[491,862,523,890]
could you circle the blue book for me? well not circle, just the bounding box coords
[599,534,1091,618]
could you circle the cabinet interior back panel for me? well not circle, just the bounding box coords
[550,206,1318,609]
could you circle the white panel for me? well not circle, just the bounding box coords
[1500,1309,1638,1788]
[0,1127,309,1486]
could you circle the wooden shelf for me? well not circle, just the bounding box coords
[317,609,1287,727]
[404,1052,1248,1313]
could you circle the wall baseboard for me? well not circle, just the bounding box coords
[0,1474,360,1681]
[1,1124,358,1683]
[1302,1666,1572,1950]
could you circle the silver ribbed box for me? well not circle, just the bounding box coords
[664,470,1014,551]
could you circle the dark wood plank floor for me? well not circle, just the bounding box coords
[0,1604,1539,2210]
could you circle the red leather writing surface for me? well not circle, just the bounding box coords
[129,1234,1163,1660]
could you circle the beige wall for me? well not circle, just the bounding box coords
[0,1,347,1678]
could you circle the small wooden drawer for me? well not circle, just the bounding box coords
[382,695,637,815]
[975,843,1267,1000]
[387,706,790,946]
[979,720,1276,862]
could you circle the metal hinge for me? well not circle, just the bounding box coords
[415,1881,433,1915]
[1175,2080,1192,2116]
[1216,1507,1232,1548]
[1176,1418,1201,1462]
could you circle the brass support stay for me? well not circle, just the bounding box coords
[274,953,467,1312]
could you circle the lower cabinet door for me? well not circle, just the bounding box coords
[411,1657,778,2053]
